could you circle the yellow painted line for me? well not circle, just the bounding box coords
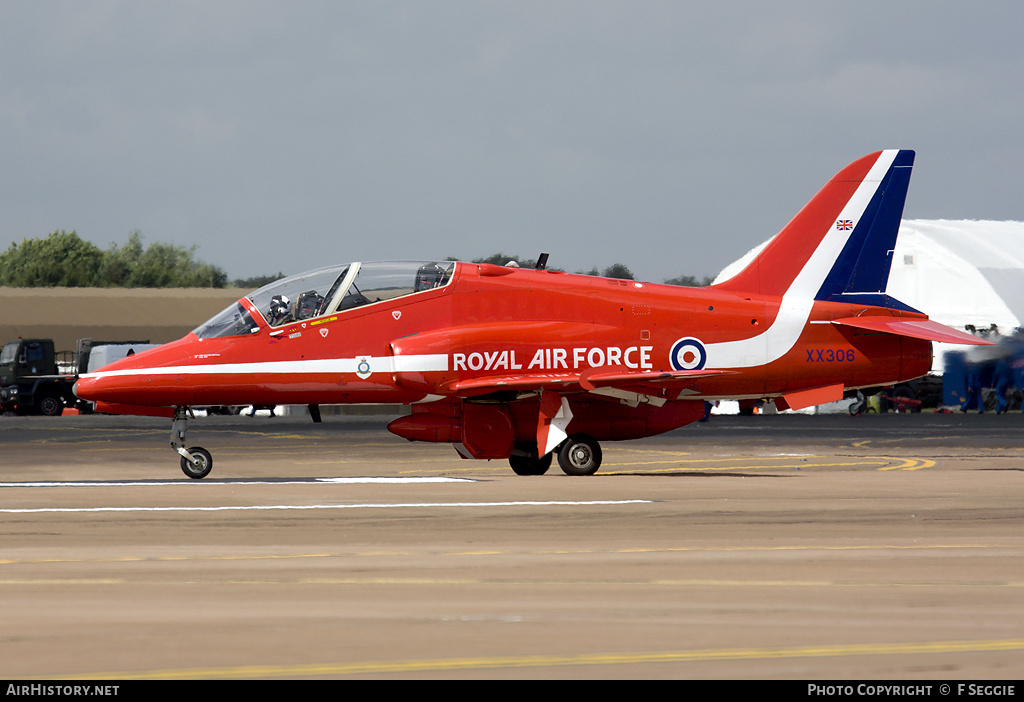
[879,457,937,471]
[46,638,1024,679]
[605,454,937,472]
[604,460,890,472]
[0,543,1007,567]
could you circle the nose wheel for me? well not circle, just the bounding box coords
[179,447,213,479]
[170,408,214,479]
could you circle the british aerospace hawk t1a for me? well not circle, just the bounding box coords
[75,150,989,478]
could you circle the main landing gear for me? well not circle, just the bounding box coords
[509,443,553,476]
[508,433,603,476]
[171,407,213,479]
[557,434,602,476]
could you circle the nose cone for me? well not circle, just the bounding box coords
[74,336,195,408]
[74,370,137,405]
[72,374,100,401]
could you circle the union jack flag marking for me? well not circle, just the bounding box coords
[836,219,853,230]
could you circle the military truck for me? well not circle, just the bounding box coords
[0,338,157,416]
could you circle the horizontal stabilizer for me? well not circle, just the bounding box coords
[831,317,993,346]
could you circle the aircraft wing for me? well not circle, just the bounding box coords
[579,368,733,390]
[444,373,583,397]
[445,368,733,398]
[831,316,994,345]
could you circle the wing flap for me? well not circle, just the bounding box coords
[832,316,993,345]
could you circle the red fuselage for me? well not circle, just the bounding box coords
[76,261,930,411]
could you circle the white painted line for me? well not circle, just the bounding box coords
[317,477,471,484]
[0,500,650,514]
[0,477,473,488]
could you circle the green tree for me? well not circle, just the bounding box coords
[0,230,104,286]
[602,263,634,280]
[98,231,145,286]
[663,274,714,287]
[233,273,285,290]
[0,229,228,288]
[109,232,227,287]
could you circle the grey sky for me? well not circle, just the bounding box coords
[3,1,1023,284]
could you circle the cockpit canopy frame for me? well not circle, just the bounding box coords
[193,260,456,339]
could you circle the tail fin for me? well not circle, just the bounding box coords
[715,150,915,308]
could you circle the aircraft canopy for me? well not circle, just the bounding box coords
[193,260,456,339]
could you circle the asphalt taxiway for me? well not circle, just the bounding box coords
[1,411,1022,679]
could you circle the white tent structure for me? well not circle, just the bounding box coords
[714,219,1024,372]
[888,220,1023,335]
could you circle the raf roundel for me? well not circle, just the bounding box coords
[355,356,372,380]
[670,337,707,371]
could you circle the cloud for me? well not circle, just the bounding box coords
[2,2,1023,283]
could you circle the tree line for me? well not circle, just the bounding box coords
[0,231,711,288]
[0,230,228,288]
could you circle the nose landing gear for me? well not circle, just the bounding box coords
[170,407,213,479]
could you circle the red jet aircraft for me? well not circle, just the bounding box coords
[75,149,990,479]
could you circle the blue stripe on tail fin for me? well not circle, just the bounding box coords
[814,149,916,309]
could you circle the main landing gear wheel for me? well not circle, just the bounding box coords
[509,446,553,476]
[557,434,602,476]
[180,447,213,479]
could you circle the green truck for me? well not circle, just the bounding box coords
[0,338,157,416]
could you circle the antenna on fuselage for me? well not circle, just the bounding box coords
[535,253,549,270]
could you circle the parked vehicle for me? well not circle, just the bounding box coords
[0,338,157,416]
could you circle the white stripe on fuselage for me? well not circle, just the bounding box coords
[705,150,898,369]
[80,354,450,380]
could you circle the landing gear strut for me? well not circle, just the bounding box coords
[171,407,213,479]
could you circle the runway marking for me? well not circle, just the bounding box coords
[872,456,937,472]
[47,638,1024,679]
[403,454,936,475]
[602,455,933,471]
[0,499,649,515]
[0,477,473,488]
